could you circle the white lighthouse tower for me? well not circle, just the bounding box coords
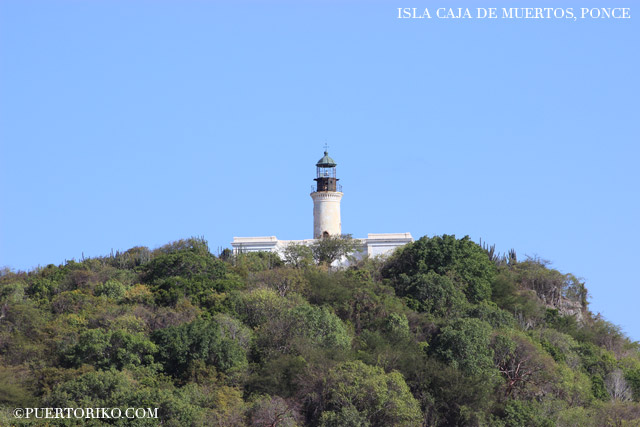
[310,150,343,239]
[231,149,413,258]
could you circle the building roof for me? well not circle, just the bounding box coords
[316,151,337,167]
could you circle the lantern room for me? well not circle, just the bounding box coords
[314,151,340,192]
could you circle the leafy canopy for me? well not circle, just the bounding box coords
[383,234,496,304]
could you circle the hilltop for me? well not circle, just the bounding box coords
[1,235,639,426]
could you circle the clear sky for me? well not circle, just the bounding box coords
[1,1,638,340]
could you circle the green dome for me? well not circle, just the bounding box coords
[316,151,337,167]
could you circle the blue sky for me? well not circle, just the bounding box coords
[1,1,638,340]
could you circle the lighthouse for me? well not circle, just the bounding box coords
[232,150,412,258]
[310,150,343,239]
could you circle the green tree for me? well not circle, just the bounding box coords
[233,251,284,273]
[143,241,242,305]
[247,395,300,427]
[403,357,496,426]
[503,400,554,427]
[289,304,351,351]
[253,299,351,360]
[107,246,152,270]
[282,242,314,269]
[0,366,36,407]
[44,369,134,409]
[142,238,227,284]
[251,267,309,297]
[246,354,307,398]
[235,288,296,328]
[320,405,370,427]
[491,330,556,398]
[513,259,588,310]
[94,279,127,300]
[491,269,545,328]
[63,329,157,370]
[626,368,640,401]
[576,342,617,400]
[467,301,515,328]
[383,235,496,303]
[43,369,206,426]
[432,318,495,377]
[320,360,422,427]
[311,234,358,266]
[393,271,469,318]
[151,318,247,378]
[0,302,50,364]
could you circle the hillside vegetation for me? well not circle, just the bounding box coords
[1,235,639,426]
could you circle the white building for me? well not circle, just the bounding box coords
[231,150,413,261]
